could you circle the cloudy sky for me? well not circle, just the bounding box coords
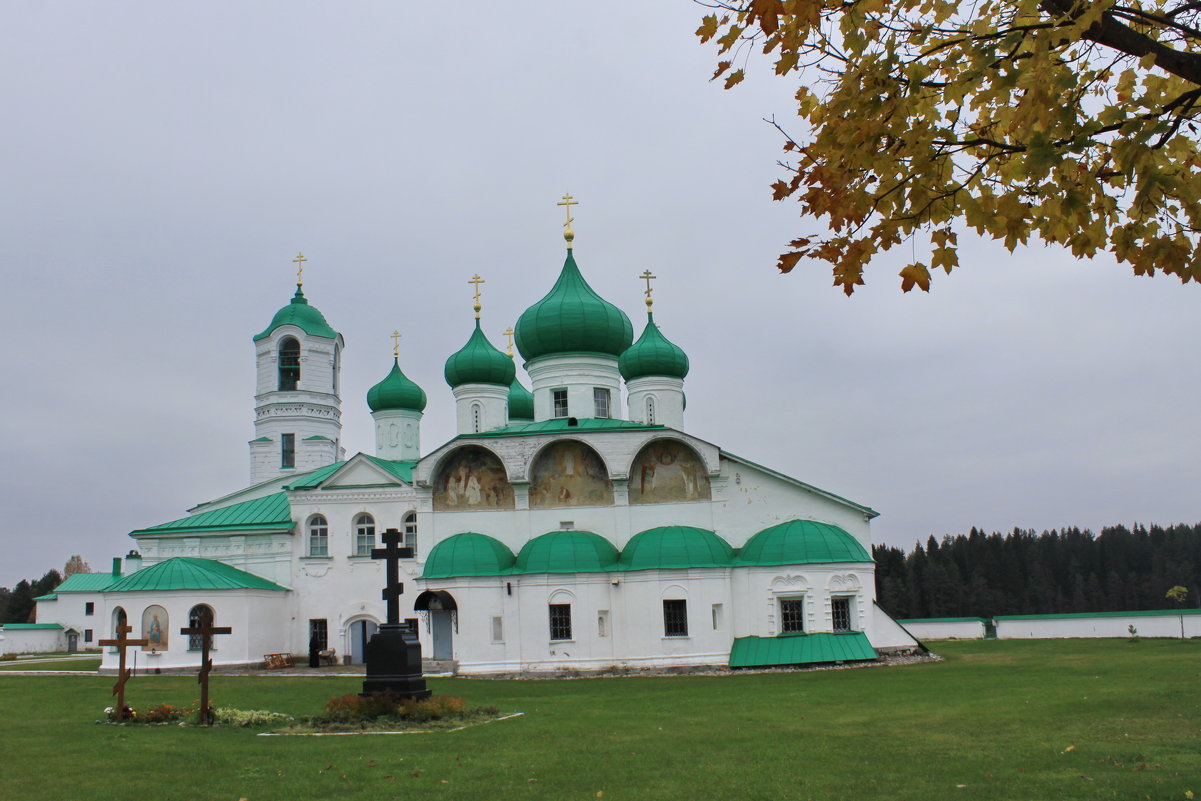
[2,2,1197,587]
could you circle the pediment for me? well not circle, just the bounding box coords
[319,455,406,489]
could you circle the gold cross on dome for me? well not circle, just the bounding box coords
[468,274,485,319]
[502,326,515,357]
[391,330,402,357]
[640,269,657,312]
[293,252,308,286]
[557,193,579,247]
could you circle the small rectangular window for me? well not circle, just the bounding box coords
[832,597,853,632]
[491,616,504,643]
[549,603,572,640]
[593,387,611,419]
[84,602,95,616]
[281,433,296,468]
[780,598,804,633]
[403,513,418,556]
[552,389,569,418]
[84,629,94,643]
[663,599,688,637]
[711,603,724,631]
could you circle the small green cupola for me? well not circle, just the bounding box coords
[367,358,427,413]
[514,250,633,361]
[253,285,339,342]
[508,376,534,421]
[444,320,517,388]
[619,312,689,381]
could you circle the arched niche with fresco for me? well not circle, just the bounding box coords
[628,439,712,505]
[529,440,614,509]
[432,446,515,511]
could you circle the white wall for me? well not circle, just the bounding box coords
[996,612,1201,639]
[897,619,987,640]
[0,627,66,655]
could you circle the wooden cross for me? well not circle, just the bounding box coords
[391,330,402,357]
[293,252,307,286]
[372,528,414,626]
[502,326,515,357]
[180,609,232,726]
[98,624,148,720]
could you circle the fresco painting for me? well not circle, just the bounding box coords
[629,440,711,505]
[141,605,168,651]
[530,441,613,508]
[433,446,515,511]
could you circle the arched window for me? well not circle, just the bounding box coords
[646,396,657,424]
[471,403,482,434]
[308,514,329,557]
[279,337,301,390]
[188,605,215,651]
[111,606,127,638]
[403,511,418,555]
[354,513,375,556]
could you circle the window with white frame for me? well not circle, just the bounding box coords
[663,599,688,637]
[552,388,569,418]
[402,510,418,555]
[549,603,572,640]
[84,602,95,616]
[832,596,854,632]
[308,515,329,557]
[593,387,610,418]
[281,432,296,468]
[354,513,375,556]
[780,598,805,633]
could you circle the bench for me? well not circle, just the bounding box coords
[263,653,294,669]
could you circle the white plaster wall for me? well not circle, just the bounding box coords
[373,408,422,460]
[0,628,67,655]
[453,383,509,435]
[136,533,295,588]
[626,376,684,429]
[898,619,987,640]
[868,604,924,650]
[996,613,1201,639]
[736,565,876,639]
[526,354,624,422]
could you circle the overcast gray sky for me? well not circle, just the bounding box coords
[2,2,1197,587]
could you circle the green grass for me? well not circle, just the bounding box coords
[0,658,101,671]
[1,639,1198,800]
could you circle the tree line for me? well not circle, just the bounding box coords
[0,556,89,625]
[875,522,1201,619]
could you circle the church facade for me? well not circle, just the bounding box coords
[43,218,918,674]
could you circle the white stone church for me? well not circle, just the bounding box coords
[37,219,918,674]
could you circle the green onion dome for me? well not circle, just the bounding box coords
[507,376,534,421]
[253,286,339,341]
[421,533,516,579]
[366,358,427,413]
[619,526,733,571]
[514,531,619,574]
[619,312,690,381]
[444,321,516,388]
[736,520,872,566]
[515,251,633,361]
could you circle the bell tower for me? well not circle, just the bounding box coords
[249,254,345,483]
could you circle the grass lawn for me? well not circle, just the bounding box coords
[0,658,101,671]
[1,639,1198,800]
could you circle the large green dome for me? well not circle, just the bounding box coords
[444,321,516,388]
[422,533,516,579]
[515,531,619,574]
[620,526,733,571]
[737,520,872,566]
[367,358,427,413]
[508,375,534,421]
[515,251,633,361]
[253,286,339,341]
[619,312,690,381]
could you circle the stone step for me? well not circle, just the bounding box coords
[422,659,457,674]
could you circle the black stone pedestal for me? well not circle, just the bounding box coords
[361,623,430,699]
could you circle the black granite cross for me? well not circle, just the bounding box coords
[179,608,231,726]
[98,623,148,720]
[372,528,413,625]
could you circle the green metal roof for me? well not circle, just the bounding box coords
[729,633,877,668]
[53,572,125,592]
[367,357,427,412]
[303,435,332,441]
[459,418,664,439]
[422,533,517,579]
[106,557,288,592]
[444,320,516,388]
[515,250,634,361]
[737,520,872,566]
[620,526,734,571]
[720,451,878,518]
[897,617,988,623]
[132,492,293,536]
[33,594,57,601]
[252,285,340,341]
[995,609,1201,620]
[515,531,620,574]
[364,456,416,483]
[508,375,535,421]
[2,623,64,630]
[619,312,689,381]
[283,461,347,489]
